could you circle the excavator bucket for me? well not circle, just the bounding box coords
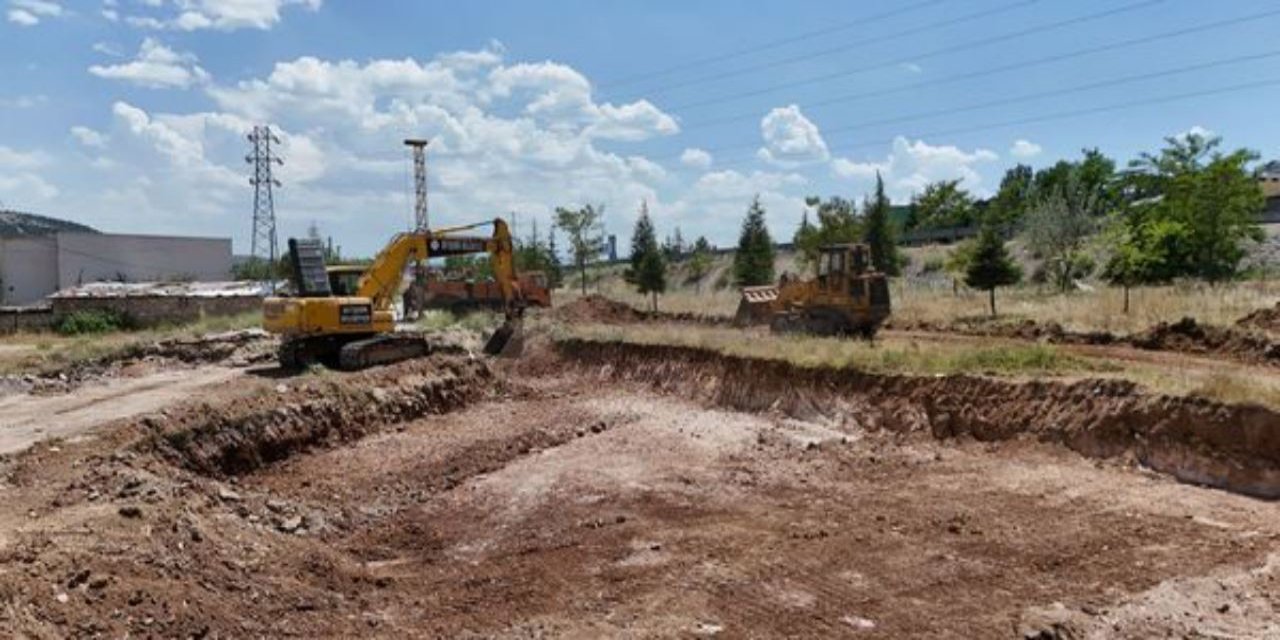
[735,285,779,326]
[483,317,524,356]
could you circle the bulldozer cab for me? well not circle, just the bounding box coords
[816,243,870,295]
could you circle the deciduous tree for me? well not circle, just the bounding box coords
[555,204,606,295]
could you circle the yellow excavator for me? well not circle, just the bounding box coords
[263,218,524,370]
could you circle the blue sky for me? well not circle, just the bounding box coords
[2,0,1279,256]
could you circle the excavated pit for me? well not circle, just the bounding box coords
[139,355,494,476]
[2,333,1279,637]
[538,338,1280,499]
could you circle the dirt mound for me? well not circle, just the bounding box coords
[553,295,647,323]
[2,329,277,396]
[1237,303,1280,334]
[890,316,1279,367]
[1130,317,1280,365]
[546,338,1280,499]
[141,355,493,476]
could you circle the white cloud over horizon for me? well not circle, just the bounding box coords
[1009,139,1042,159]
[831,136,999,201]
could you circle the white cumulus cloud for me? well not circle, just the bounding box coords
[6,0,62,25]
[70,126,108,149]
[680,148,712,169]
[832,136,999,201]
[88,38,210,89]
[0,144,57,206]
[117,0,321,31]
[70,45,697,253]
[1009,139,1042,159]
[757,105,829,166]
[1175,124,1216,141]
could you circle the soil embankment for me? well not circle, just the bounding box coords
[143,355,494,476]
[542,338,1280,499]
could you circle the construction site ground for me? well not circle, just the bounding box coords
[0,311,1278,638]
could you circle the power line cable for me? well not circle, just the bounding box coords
[596,0,945,90]
[618,0,1040,100]
[667,0,1166,112]
[681,7,1280,131]
[679,49,1280,161]
[710,76,1280,169]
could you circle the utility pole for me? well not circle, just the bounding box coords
[246,125,283,284]
[403,138,429,320]
[404,139,429,230]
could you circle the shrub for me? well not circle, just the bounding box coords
[55,309,127,335]
[921,256,944,274]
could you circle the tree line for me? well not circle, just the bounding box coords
[546,131,1266,315]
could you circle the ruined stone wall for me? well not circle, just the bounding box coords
[49,295,260,328]
[0,306,54,333]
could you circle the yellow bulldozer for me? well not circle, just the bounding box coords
[263,218,524,370]
[735,243,891,338]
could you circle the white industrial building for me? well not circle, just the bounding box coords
[0,232,232,306]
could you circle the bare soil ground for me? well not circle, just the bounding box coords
[0,365,245,455]
[0,332,1276,638]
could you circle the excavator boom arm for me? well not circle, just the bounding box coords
[354,218,523,317]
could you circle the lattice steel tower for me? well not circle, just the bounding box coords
[405,138,429,230]
[246,125,283,264]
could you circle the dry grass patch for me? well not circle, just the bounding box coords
[892,280,1279,334]
[0,311,263,376]
[553,322,1111,378]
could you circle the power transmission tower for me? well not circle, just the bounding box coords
[404,139,429,230]
[246,125,283,271]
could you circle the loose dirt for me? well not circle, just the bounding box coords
[1238,301,1280,335]
[889,315,1280,368]
[0,366,244,456]
[0,329,276,397]
[553,294,648,324]
[0,337,1276,637]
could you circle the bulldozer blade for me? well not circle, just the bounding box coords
[735,285,779,327]
[483,318,523,356]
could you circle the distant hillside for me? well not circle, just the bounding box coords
[0,209,98,236]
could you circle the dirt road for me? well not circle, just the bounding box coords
[0,346,1275,638]
[0,365,245,455]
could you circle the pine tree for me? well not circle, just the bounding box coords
[964,221,1022,317]
[793,209,819,276]
[547,226,563,288]
[687,236,713,293]
[863,171,901,275]
[627,200,651,284]
[630,204,666,311]
[734,195,775,286]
